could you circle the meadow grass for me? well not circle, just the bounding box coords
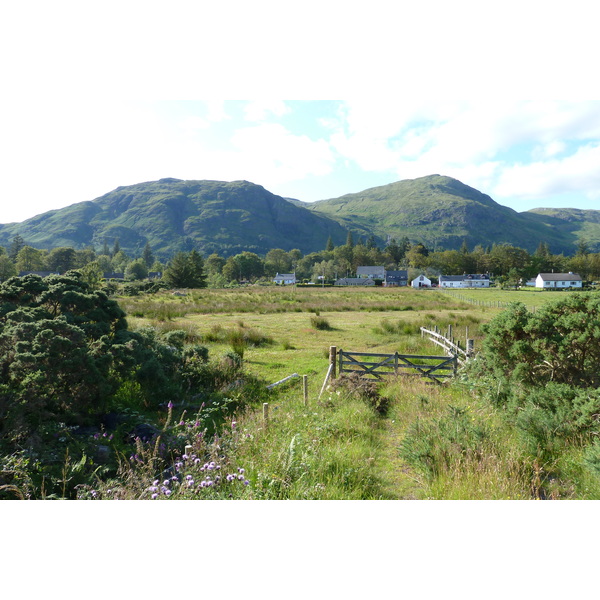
[115,286,600,499]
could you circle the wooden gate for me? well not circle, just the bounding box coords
[337,349,457,384]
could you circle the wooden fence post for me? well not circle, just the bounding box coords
[467,339,474,357]
[329,346,337,379]
[263,403,269,427]
[303,375,308,407]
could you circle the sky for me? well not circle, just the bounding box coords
[1,1,599,226]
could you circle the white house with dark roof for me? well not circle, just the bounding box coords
[535,272,582,289]
[335,277,376,286]
[273,273,296,285]
[357,266,385,280]
[439,274,490,288]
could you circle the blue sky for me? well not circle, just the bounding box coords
[1,2,599,224]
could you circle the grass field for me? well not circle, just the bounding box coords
[113,285,600,500]
[122,286,497,384]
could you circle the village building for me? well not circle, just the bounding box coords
[439,274,490,288]
[273,273,296,285]
[356,266,385,280]
[384,270,409,287]
[335,277,376,286]
[535,272,582,289]
[411,274,432,288]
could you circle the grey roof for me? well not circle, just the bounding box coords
[357,266,385,276]
[440,274,489,281]
[538,272,582,281]
[385,270,408,279]
[335,278,375,285]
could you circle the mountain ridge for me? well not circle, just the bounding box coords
[0,175,597,258]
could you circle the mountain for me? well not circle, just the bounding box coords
[524,207,600,252]
[0,175,595,259]
[306,175,578,254]
[0,179,353,259]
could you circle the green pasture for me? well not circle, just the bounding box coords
[439,286,589,310]
[122,286,496,385]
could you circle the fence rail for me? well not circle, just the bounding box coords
[419,326,474,366]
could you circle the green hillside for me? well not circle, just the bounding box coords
[525,207,600,253]
[307,175,577,254]
[0,175,595,259]
[0,179,353,259]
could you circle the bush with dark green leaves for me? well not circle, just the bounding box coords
[469,294,600,462]
[0,274,218,448]
[478,295,600,390]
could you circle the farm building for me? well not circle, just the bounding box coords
[384,270,409,287]
[273,273,296,285]
[411,274,432,288]
[357,266,385,280]
[335,277,376,286]
[439,274,490,288]
[535,273,582,289]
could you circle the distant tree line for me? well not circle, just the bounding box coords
[2,233,599,289]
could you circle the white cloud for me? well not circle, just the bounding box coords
[327,100,600,204]
[243,101,290,122]
[494,143,600,201]
[230,123,335,183]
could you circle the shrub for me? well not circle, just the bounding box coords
[310,315,332,330]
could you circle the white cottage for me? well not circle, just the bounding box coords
[273,273,296,285]
[411,274,432,288]
[535,273,582,289]
[439,274,490,288]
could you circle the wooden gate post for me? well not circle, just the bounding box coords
[329,346,337,379]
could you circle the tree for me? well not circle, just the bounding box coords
[233,252,264,282]
[325,236,334,252]
[15,246,46,272]
[265,248,292,277]
[8,235,25,260]
[142,242,154,268]
[205,253,226,276]
[111,250,130,274]
[345,231,355,249]
[46,247,77,274]
[112,238,121,257]
[0,256,17,281]
[163,251,206,288]
[125,258,149,281]
[79,261,105,290]
[405,243,429,269]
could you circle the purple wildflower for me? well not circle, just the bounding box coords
[151,493,158,500]
[168,401,174,409]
